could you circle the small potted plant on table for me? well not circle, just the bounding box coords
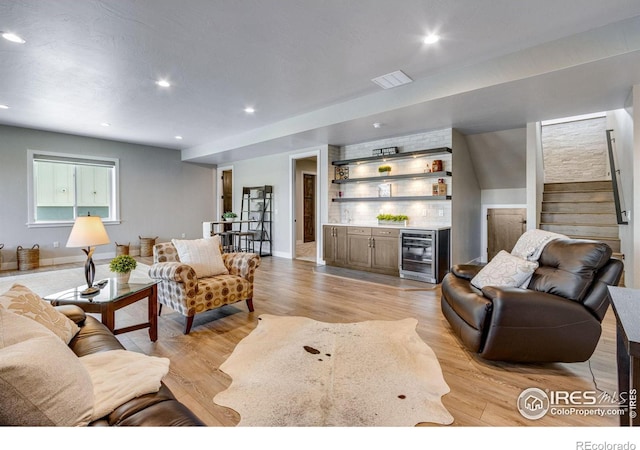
[109,254,137,284]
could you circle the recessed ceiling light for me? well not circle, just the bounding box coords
[244,107,255,114]
[371,70,413,89]
[174,135,183,140]
[423,34,440,44]
[0,104,9,109]
[373,122,383,128]
[1,32,26,44]
[100,122,111,127]
[156,79,171,88]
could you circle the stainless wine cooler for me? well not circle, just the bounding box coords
[399,228,450,283]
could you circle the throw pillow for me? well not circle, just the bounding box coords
[471,250,539,290]
[0,283,80,343]
[0,307,94,426]
[171,236,228,278]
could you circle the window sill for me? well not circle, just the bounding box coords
[26,220,121,228]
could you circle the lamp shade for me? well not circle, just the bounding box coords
[66,216,110,248]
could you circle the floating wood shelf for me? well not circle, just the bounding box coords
[332,147,452,166]
[332,196,451,202]
[332,171,451,184]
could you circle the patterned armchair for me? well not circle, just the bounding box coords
[148,242,261,334]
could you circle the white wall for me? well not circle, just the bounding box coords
[224,145,329,258]
[607,106,634,286]
[0,125,215,268]
[451,129,481,264]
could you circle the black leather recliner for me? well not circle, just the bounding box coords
[441,238,624,363]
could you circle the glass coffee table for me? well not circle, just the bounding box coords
[44,279,158,342]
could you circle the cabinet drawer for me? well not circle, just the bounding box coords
[347,227,371,235]
[372,228,400,238]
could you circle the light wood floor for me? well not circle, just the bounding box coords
[5,255,623,427]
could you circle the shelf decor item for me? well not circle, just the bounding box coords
[376,214,408,226]
[378,165,392,176]
[109,254,137,284]
[17,244,40,271]
[335,166,349,180]
[431,160,443,172]
[372,146,398,157]
[139,236,158,257]
[378,183,392,197]
[432,179,447,196]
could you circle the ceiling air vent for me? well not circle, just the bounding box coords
[371,70,413,89]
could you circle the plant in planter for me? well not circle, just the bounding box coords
[222,211,238,221]
[378,165,392,175]
[109,254,137,283]
[376,214,408,225]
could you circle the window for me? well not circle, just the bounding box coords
[28,150,119,226]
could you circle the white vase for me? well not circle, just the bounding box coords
[117,272,131,284]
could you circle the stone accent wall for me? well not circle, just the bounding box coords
[541,116,609,183]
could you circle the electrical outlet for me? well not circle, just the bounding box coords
[181,233,186,238]
[438,209,444,217]
[53,241,59,248]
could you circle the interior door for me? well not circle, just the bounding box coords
[487,208,527,260]
[303,173,316,243]
[222,170,233,232]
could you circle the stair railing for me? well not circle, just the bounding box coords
[606,129,629,225]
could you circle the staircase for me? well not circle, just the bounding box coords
[540,181,622,258]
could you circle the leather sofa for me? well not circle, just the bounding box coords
[441,238,624,363]
[60,304,204,426]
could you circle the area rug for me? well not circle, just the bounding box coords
[213,314,454,426]
[0,263,152,297]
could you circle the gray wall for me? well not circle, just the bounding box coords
[0,125,215,268]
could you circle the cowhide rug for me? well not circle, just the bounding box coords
[213,314,454,426]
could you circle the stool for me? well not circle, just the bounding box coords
[217,232,235,253]
[233,231,255,252]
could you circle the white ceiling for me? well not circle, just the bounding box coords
[1,0,640,166]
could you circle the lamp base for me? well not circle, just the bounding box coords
[80,286,100,296]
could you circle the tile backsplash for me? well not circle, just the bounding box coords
[328,129,453,228]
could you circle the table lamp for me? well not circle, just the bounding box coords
[66,214,110,296]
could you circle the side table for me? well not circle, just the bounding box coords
[608,286,640,426]
[44,279,158,342]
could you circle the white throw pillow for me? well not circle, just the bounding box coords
[471,250,538,290]
[0,307,94,426]
[171,236,228,278]
[0,283,80,344]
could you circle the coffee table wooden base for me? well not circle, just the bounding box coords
[47,282,158,342]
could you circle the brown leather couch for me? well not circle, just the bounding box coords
[59,305,204,426]
[441,238,624,363]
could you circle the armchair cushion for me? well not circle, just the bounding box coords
[471,250,538,290]
[171,236,228,278]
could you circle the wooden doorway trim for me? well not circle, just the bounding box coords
[216,165,233,233]
[302,172,316,243]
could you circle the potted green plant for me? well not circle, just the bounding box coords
[376,213,409,226]
[378,165,392,176]
[222,211,238,221]
[109,254,137,283]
